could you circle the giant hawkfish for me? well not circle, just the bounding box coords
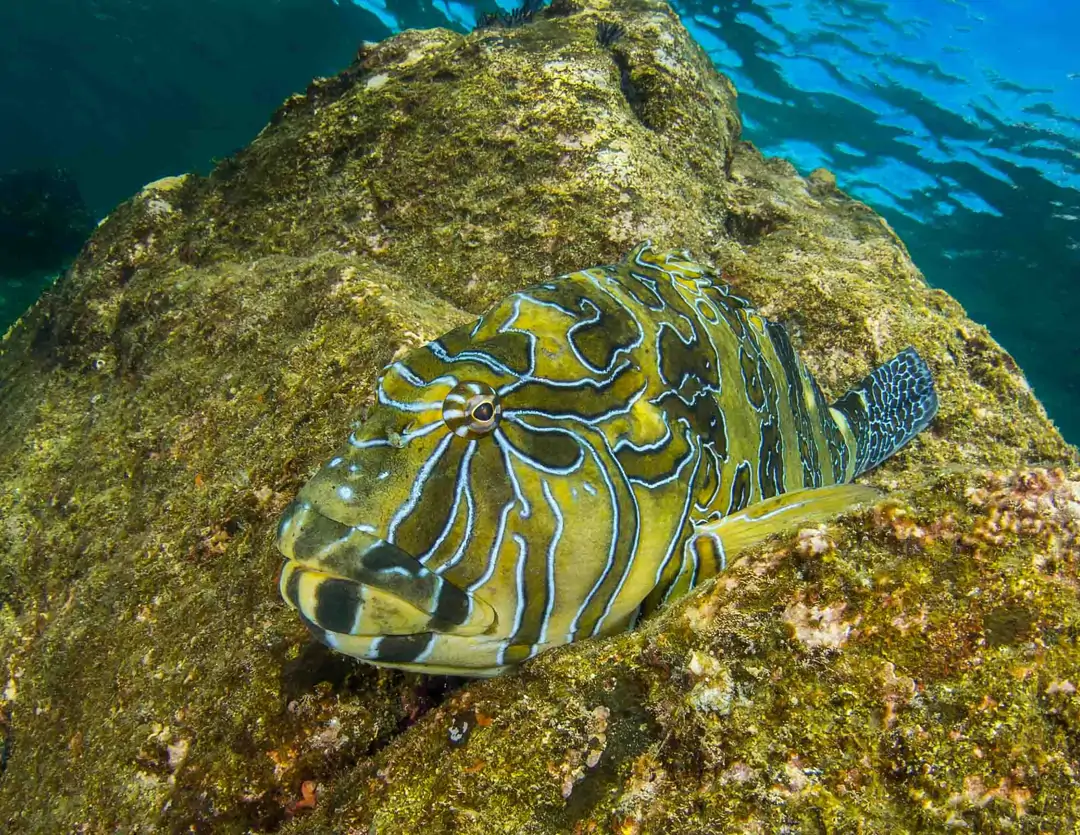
[276,243,938,675]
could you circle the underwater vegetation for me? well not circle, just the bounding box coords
[0,0,1076,831]
[595,20,625,47]
[475,0,547,31]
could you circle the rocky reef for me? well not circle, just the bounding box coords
[0,0,1076,831]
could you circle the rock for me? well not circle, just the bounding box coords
[0,0,1076,831]
[808,166,837,190]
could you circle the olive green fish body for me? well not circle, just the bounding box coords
[277,244,937,675]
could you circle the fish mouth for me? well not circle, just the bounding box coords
[275,498,497,652]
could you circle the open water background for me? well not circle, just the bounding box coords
[1,0,1076,442]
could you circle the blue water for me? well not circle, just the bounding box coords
[671,0,1080,444]
[1,0,1077,442]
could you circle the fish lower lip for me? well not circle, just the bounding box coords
[276,499,497,639]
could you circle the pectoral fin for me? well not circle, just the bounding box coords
[689,482,882,573]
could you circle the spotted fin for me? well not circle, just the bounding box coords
[685,482,882,571]
[829,347,938,478]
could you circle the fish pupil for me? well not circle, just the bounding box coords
[472,401,495,422]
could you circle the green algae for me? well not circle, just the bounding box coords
[289,469,1080,834]
[0,0,1077,831]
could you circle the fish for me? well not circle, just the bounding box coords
[276,243,938,676]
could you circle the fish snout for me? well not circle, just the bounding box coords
[275,498,496,645]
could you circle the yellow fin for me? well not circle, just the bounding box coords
[690,483,882,566]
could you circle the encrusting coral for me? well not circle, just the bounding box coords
[0,0,1076,831]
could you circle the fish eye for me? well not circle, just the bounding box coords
[471,401,495,423]
[443,381,500,438]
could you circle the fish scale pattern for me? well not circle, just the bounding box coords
[275,243,938,674]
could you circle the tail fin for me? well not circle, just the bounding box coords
[830,347,938,478]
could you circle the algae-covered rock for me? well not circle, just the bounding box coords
[0,0,1076,831]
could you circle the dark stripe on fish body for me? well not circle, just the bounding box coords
[755,329,791,497]
[728,460,753,515]
[714,297,748,340]
[738,346,766,410]
[695,444,721,511]
[564,291,641,372]
[799,436,819,488]
[375,633,433,664]
[427,581,472,631]
[692,534,724,577]
[501,421,587,473]
[766,322,823,488]
[508,564,552,660]
[503,535,543,659]
[622,271,667,311]
[806,373,848,482]
[283,561,303,609]
[709,406,728,459]
[688,391,726,446]
[830,432,849,483]
[658,323,719,393]
[314,577,362,635]
[754,335,783,420]
[438,327,534,378]
[833,387,871,475]
[758,419,785,499]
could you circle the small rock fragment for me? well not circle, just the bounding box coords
[784,601,855,650]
